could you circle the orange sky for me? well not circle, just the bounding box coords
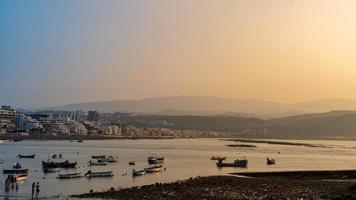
[2,0,356,107]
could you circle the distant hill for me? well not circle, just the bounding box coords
[265,110,356,139]
[43,96,356,118]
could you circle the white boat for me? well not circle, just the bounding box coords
[144,165,162,173]
[43,167,60,173]
[132,169,145,177]
[98,156,117,163]
[58,172,82,179]
[85,170,113,178]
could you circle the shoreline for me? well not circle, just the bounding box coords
[71,173,356,199]
[0,135,236,141]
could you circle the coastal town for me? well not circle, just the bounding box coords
[0,105,227,139]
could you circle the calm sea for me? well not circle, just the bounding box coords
[1,138,356,199]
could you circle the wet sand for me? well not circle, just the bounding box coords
[222,138,329,148]
[71,174,356,200]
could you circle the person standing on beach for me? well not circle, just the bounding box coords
[31,182,35,200]
[35,182,40,199]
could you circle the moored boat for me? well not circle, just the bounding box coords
[42,160,77,168]
[88,160,107,166]
[91,155,106,159]
[267,157,276,165]
[144,165,162,173]
[85,170,113,178]
[43,167,60,173]
[15,174,28,181]
[98,156,117,163]
[210,156,226,160]
[13,162,22,169]
[129,161,135,165]
[132,169,145,177]
[3,168,29,174]
[17,154,36,159]
[216,158,248,168]
[58,172,82,179]
[148,156,164,164]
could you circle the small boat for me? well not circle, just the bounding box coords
[12,139,23,142]
[52,154,57,159]
[267,157,276,165]
[15,174,28,181]
[85,170,113,178]
[98,156,117,163]
[88,160,107,166]
[129,161,135,165]
[210,156,226,161]
[17,154,36,159]
[42,160,77,168]
[43,167,60,173]
[59,154,63,158]
[13,162,22,169]
[148,156,164,164]
[58,172,82,179]
[91,155,106,159]
[144,165,162,173]
[132,169,145,177]
[216,158,248,168]
[3,168,29,174]
[76,140,83,143]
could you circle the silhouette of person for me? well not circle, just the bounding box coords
[31,182,35,200]
[35,182,40,199]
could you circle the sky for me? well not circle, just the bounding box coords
[2,0,356,108]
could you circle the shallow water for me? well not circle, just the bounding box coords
[1,138,356,199]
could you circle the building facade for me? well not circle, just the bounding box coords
[0,105,16,134]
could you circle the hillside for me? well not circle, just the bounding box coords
[43,96,356,118]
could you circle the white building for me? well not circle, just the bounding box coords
[17,114,43,131]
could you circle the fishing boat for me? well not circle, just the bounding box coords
[58,172,82,179]
[144,165,163,173]
[42,160,77,168]
[17,154,36,159]
[210,156,226,161]
[91,155,106,159]
[88,160,107,166]
[267,157,276,165]
[15,174,28,181]
[85,170,113,178]
[43,167,60,173]
[3,168,29,174]
[129,161,135,165]
[13,162,22,169]
[148,156,164,164]
[97,156,117,163]
[132,169,145,177]
[216,158,248,168]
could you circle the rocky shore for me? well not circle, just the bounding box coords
[71,175,356,200]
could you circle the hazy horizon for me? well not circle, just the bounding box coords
[3,0,356,108]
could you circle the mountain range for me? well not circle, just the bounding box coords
[44,96,356,119]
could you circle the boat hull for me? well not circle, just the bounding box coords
[58,173,82,179]
[42,161,77,168]
[18,154,35,159]
[3,169,29,174]
[85,171,113,178]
